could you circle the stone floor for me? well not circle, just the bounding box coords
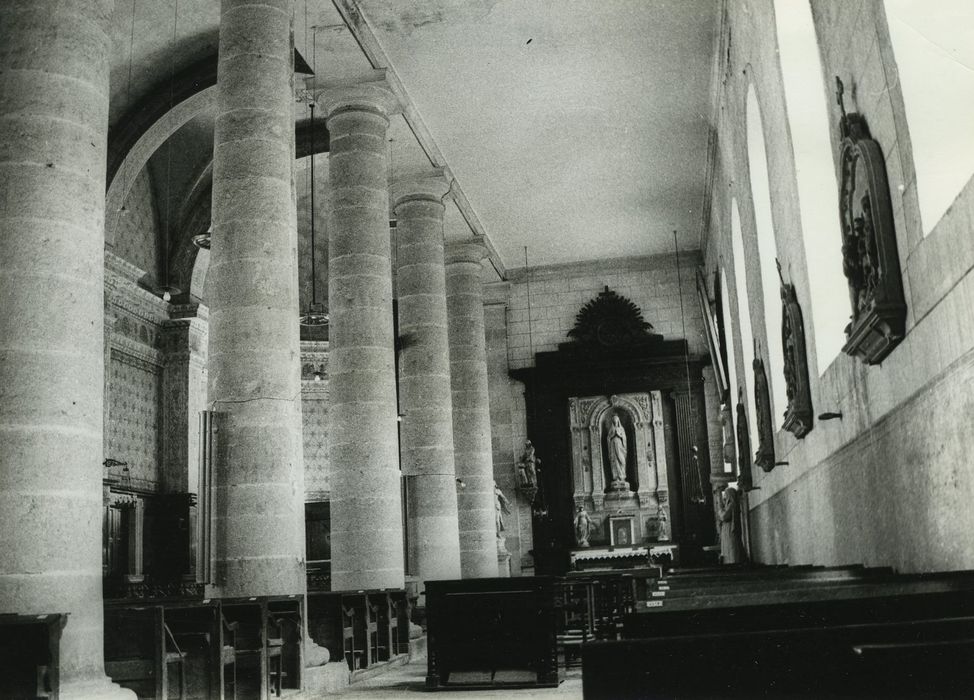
[327,661,584,699]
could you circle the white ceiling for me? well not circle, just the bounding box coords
[108,0,718,274]
[357,0,718,267]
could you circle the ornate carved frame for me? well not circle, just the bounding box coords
[836,78,907,365]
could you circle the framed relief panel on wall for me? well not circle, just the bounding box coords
[609,515,635,547]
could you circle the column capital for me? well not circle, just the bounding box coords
[391,167,451,209]
[446,239,489,266]
[308,69,401,119]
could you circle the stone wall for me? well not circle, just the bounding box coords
[104,253,169,488]
[703,0,974,571]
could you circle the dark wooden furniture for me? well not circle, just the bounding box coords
[306,589,408,673]
[425,577,559,690]
[583,566,974,698]
[104,596,300,700]
[0,613,65,700]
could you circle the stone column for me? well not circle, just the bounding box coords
[446,241,499,578]
[207,0,306,597]
[319,81,405,591]
[392,172,462,584]
[0,1,132,696]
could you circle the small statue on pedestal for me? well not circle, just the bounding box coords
[494,481,511,535]
[516,440,539,488]
[574,506,596,547]
[657,508,670,541]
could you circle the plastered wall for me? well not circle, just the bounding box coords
[704,0,974,571]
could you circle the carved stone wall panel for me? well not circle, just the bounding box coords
[107,348,162,488]
[302,341,330,499]
[568,391,669,545]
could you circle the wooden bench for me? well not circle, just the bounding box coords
[425,577,559,690]
[0,613,65,700]
[585,614,974,698]
[580,568,974,698]
[105,596,299,699]
[307,588,409,673]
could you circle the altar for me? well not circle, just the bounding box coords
[568,391,671,554]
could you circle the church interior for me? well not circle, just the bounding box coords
[2,0,974,697]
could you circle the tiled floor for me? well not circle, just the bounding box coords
[329,661,584,699]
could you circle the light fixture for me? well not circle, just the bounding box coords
[299,30,328,328]
[158,284,180,303]
[313,367,323,382]
[818,411,843,421]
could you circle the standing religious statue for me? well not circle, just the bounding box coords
[494,481,511,535]
[574,506,596,547]
[516,440,539,487]
[657,508,670,541]
[606,413,628,486]
[716,486,746,564]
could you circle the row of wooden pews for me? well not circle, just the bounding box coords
[583,564,974,698]
[556,568,662,665]
[104,596,302,700]
[306,589,409,673]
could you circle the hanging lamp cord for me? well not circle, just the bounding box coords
[674,230,705,503]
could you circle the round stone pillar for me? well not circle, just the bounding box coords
[321,84,405,590]
[446,242,499,578]
[0,1,132,697]
[392,173,462,584]
[207,0,306,597]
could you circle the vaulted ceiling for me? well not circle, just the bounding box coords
[107,0,718,287]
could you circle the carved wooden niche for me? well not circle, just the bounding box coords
[835,77,907,365]
[752,354,776,472]
[778,262,813,438]
[567,286,660,347]
[735,387,754,491]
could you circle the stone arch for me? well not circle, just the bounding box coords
[105,87,217,250]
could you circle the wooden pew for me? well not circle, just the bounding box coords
[581,568,974,698]
[306,589,409,673]
[585,614,974,698]
[0,613,65,700]
[425,577,560,690]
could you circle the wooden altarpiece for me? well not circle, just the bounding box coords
[511,288,716,572]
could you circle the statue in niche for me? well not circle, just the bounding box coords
[574,506,596,547]
[516,440,539,487]
[657,509,670,541]
[494,482,511,536]
[606,412,628,487]
[716,486,745,564]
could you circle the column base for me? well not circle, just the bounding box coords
[61,677,137,700]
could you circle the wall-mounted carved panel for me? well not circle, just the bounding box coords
[836,78,907,365]
[108,349,162,488]
[779,266,813,438]
[735,388,753,491]
[752,356,775,472]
